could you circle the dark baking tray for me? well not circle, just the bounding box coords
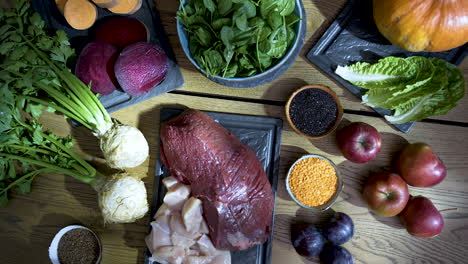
[307,0,468,133]
[31,0,184,113]
[145,108,283,264]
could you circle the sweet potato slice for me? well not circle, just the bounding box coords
[108,0,142,14]
[63,0,97,30]
[114,42,169,96]
[55,0,67,13]
[75,41,119,95]
[91,0,120,8]
[95,16,149,48]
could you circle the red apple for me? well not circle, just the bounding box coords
[362,171,409,217]
[336,122,382,163]
[396,143,446,187]
[400,196,444,238]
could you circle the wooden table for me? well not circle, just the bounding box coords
[1,0,467,263]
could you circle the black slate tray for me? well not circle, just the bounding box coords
[307,0,468,133]
[31,0,184,113]
[145,108,283,264]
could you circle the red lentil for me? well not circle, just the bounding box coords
[289,157,338,207]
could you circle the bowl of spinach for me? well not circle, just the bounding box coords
[176,0,306,88]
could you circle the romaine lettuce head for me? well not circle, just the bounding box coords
[380,58,448,109]
[335,56,465,124]
[385,60,465,124]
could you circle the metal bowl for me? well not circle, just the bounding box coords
[286,154,343,211]
[176,0,307,88]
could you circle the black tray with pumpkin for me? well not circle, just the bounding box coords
[307,0,467,133]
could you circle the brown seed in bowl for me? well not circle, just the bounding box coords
[58,229,100,264]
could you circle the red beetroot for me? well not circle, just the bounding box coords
[75,40,118,95]
[95,16,149,49]
[114,42,169,96]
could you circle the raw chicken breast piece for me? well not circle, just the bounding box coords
[186,256,214,264]
[211,253,231,264]
[163,176,179,189]
[200,219,209,234]
[197,235,217,256]
[146,214,172,252]
[170,213,200,239]
[155,203,172,219]
[182,197,203,232]
[171,231,196,248]
[164,183,191,211]
[151,246,185,264]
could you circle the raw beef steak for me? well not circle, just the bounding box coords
[160,109,274,251]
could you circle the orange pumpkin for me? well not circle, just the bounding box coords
[373,0,468,52]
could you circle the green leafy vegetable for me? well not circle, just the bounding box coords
[0,0,150,170]
[177,0,299,77]
[0,84,149,223]
[335,56,465,124]
[0,0,112,135]
[0,83,97,207]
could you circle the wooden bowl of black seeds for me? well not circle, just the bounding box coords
[286,85,343,139]
[49,225,102,264]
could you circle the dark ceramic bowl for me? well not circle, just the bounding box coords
[177,0,307,88]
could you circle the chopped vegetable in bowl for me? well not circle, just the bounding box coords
[176,0,301,78]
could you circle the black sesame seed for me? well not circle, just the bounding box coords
[289,88,338,136]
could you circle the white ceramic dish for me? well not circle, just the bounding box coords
[286,154,343,211]
[49,225,102,264]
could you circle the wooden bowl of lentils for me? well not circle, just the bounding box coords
[286,85,343,139]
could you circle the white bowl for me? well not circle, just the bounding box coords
[49,225,102,264]
[286,154,343,211]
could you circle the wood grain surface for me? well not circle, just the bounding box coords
[155,0,468,123]
[1,93,467,264]
[0,0,468,264]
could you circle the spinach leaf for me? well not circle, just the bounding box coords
[286,25,296,46]
[224,63,239,77]
[235,14,249,31]
[194,26,213,47]
[267,10,283,29]
[218,0,233,15]
[276,0,295,16]
[177,0,298,77]
[203,50,225,76]
[212,18,231,30]
[237,0,256,18]
[286,13,301,26]
[203,0,216,13]
[267,23,289,58]
[220,26,235,47]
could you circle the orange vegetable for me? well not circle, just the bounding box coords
[55,0,67,13]
[373,0,468,52]
[289,157,338,207]
[108,0,142,14]
[63,0,97,30]
[91,0,120,8]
